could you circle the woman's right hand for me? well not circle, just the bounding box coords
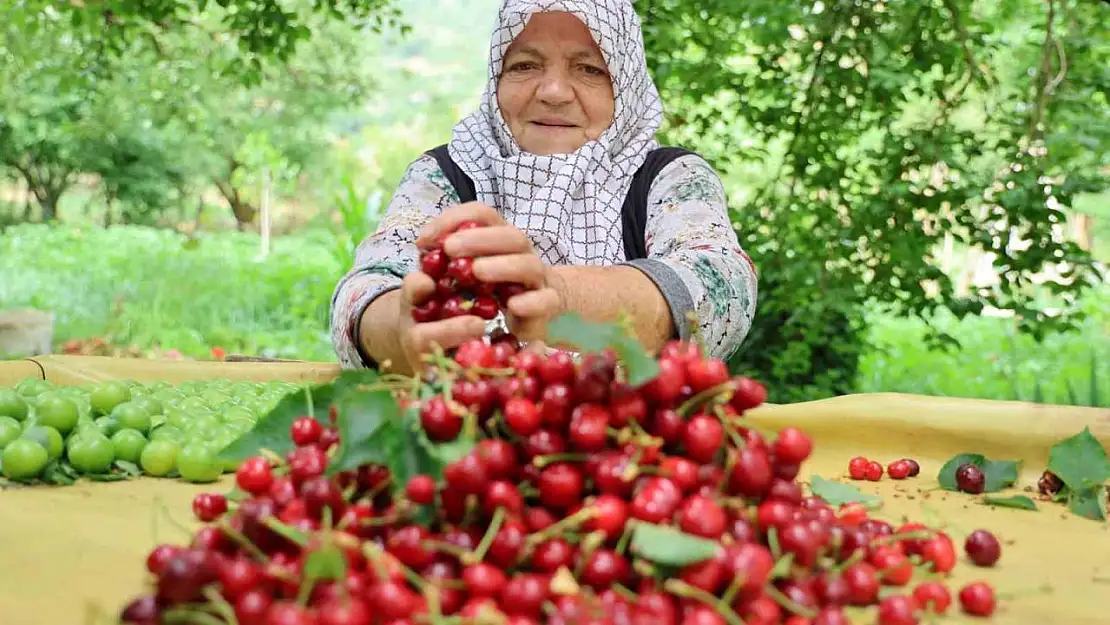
[394,271,488,374]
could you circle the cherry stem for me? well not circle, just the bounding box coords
[464,506,506,565]
[531,452,590,468]
[663,579,747,625]
[720,570,749,606]
[767,526,782,559]
[763,583,818,619]
[215,521,270,563]
[871,529,938,547]
[201,587,240,625]
[424,540,470,558]
[723,423,749,451]
[573,530,607,578]
[676,381,735,418]
[161,607,228,625]
[615,519,637,555]
[829,549,866,574]
[461,495,480,528]
[526,506,596,545]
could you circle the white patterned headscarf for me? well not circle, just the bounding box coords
[447,0,665,266]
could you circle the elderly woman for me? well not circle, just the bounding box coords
[331,0,757,375]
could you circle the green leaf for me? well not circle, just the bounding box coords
[936,453,1020,493]
[809,475,882,507]
[87,472,128,482]
[262,517,310,547]
[982,495,1038,511]
[629,522,721,566]
[114,459,142,477]
[1048,428,1110,492]
[547,312,660,386]
[303,544,347,583]
[327,378,397,476]
[225,486,248,503]
[42,459,77,485]
[1067,485,1107,521]
[218,382,340,462]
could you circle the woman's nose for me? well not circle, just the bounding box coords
[535,69,575,104]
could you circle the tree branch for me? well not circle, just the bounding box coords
[1028,0,1057,141]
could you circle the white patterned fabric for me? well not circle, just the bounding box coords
[447,0,665,266]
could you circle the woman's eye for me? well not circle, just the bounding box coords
[581,64,607,77]
[508,61,538,72]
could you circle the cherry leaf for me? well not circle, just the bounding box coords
[809,475,882,507]
[303,545,347,583]
[981,495,1038,511]
[1067,485,1108,521]
[1048,428,1110,492]
[629,522,721,566]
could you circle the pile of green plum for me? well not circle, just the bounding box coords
[0,377,297,485]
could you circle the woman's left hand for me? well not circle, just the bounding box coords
[416,202,564,346]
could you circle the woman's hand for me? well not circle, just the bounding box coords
[416,202,564,346]
[392,272,487,374]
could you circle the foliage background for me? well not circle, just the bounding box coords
[0,0,1106,406]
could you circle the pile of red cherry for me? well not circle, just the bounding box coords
[119,336,1004,625]
[410,220,528,327]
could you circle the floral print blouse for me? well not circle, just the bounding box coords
[330,152,758,368]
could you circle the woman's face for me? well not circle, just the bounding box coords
[497,12,615,156]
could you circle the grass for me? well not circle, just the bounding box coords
[2,223,1106,405]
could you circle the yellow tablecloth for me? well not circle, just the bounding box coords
[0,357,1107,625]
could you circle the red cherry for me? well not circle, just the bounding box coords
[912,582,952,614]
[420,396,462,442]
[539,383,573,428]
[955,463,986,494]
[964,529,1001,567]
[869,547,912,586]
[842,562,880,606]
[411,298,442,323]
[864,461,884,481]
[921,533,957,574]
[677,494,727,539]
[772,427,813,464]
[146,544,182,575]
[537,463,584,509]
[530,538,575,572]
[580,549,631,590]
[568,404,611,452]
[463,563,508,598]
[446,257,479,287]
[454,339,494,369]
[848,456,869,480]
[503,397,542,436]
[472,296,500,320]
[887,459,912,480]
[729,376,767,411]
[728,446,773,497]
[642,357,685,404]
[585,493,630,539]
[236,457,275,495]
[684,358,730,393]
[958,582,995,617]
[405,474,436,505]
[876,595,917,625]
[682,415,724,463]
[441,296,472,319]
[420,249,449,280]
[192,493,228,522]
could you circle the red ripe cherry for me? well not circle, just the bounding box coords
[537,350,575,386]
[958,582,995,617]
[630,477,683,523]
[955,463,985,494]
[219,557,263,600]
[444,453,489,495]
[887,460,912,480]
[539,383,573,428]
[580,549,631,590]
[848,456,869,480]
[318,427,340,452]
[964,529,1001,567]
[484,480,524,515]
[419,396,462,442]
[455,220,482,233]
[233,590,271,625]
[368,580,424,621]
[503,397,542,436]
[609,391,647,428]
[192,493,227,523]
[120,595,159,624]
[441,296,471,319]
[537,462,584,509]
[685,357,730,393]
[523,429,566,459]
[642,357,685,404]
[592,452,635,497]
[386,525,435,570]
[235,457,275,495]
[288,445,328,485]
[815,574,851,606]
[487,520,527,568]
[902,458,921,477]
[472,296,499,320]
[569,404,611,452]
[876,595,917,625]
[912,582,952,614]
[531,538,575,572]
[660,456,699,492]
[446,257,478,287]
[523,507,557,532]
[453,338,493,369]
[454,379,496,417]
[870,547,912,586]
[317,596,371,625]
[651,408,685,444]
[768,478,803,505]
[812,607,850,625]
[290,416,323,447]
[405,474,436,505]
[157,549,218,604]
[865,461,884,481]
[301,476,345,520]
[677,494,727,539]
[755,499,795,531]
[921,532,957,574]
[476,439,518,480]
[719,543,773,592]
[146,544,181,575]
[463,563,508,598]
[499,573,549,618]
[842,562,881,606]
[838,502,869,526]
[728,446,773,498]
[729,376,767,412]
[420,248,449,280]
[772,427,813,464]
[411,298,442,323]
[586,493,630,539]
[683,606,727,625]
[682,415,724,463]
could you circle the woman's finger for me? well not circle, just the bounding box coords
[444,225,533,258]
[472,253,547,287]
[506,287,563,318]
[416,202,504,248]
[400,272,436,307]
[407,315,487,354]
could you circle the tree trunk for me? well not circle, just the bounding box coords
[214,178,258,229]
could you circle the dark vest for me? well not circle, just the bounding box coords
[424,144,695,262]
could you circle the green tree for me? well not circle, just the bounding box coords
[639,0,1108,401]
